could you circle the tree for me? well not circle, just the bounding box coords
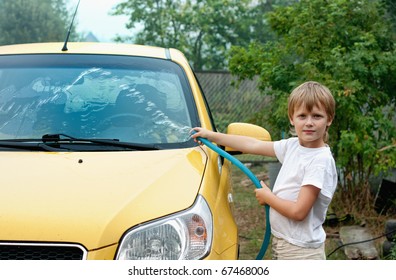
[383,0,396,34]
[229,0,396,211]
[0,0,79,45]
[112,0,295,70]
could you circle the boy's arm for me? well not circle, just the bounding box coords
[255,183,320,221]
[191,127,276,157]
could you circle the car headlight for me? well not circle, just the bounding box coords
[116,195,213,260]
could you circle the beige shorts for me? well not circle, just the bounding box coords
[271,236,326,260]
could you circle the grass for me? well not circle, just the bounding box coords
[230,161,392,260]
[231,161,272,260]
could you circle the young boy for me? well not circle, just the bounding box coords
[191,81,337,260]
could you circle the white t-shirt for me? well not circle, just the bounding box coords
[271,137,337,248]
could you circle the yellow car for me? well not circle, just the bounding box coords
[0,42,269,260]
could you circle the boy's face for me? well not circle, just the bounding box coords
[290,103,332,148]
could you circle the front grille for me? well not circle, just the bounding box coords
[0,243,87,260]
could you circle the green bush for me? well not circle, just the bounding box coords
[228,0,396,211]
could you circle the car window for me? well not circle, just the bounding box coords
[0,54,195,145]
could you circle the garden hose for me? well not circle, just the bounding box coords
[194,134,271,260]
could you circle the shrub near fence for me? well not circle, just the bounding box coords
[195,71,269,133]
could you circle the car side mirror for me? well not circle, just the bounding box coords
[224,122,271,153]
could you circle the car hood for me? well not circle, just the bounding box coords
[0,148,206,250]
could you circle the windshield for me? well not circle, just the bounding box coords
[0,54,197,147]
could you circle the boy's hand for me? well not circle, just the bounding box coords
[190,127,211,144]
[255,181,271,205]
[190,127,202,144]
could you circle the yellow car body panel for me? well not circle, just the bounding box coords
[0,146,237,259]
[0,149,201,246]
[0,42,169,58]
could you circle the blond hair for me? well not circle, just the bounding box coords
[288,81,335,142]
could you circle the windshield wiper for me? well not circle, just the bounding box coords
[0,134,159,151]
[41,133,159,150]
[0,139,67,151]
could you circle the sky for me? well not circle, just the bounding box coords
[68,0,131,42]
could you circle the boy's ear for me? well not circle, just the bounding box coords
[289,118,294,126]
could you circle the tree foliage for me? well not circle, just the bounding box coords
[0,0,79,45]
[112,0,294,70]
[383,0,396,33]
[229,0,396,210]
